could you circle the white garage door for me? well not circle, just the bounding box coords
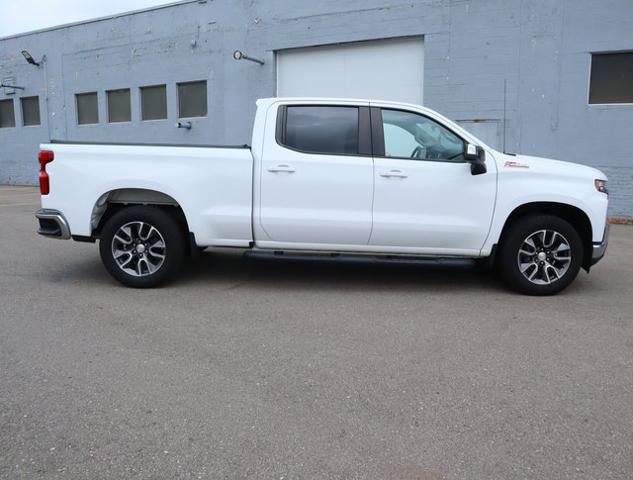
[276,37,424,104]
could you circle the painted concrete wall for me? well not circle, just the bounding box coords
[1,0,632,218]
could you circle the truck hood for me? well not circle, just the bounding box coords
[498,154,607,181]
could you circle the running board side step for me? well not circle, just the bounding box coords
[243,250,476,267]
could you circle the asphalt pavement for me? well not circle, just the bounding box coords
[1,186,632,479]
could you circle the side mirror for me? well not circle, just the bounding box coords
[464,143,486,175]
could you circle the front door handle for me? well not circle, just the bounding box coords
[380,169,408,178]
[268,164,296,173]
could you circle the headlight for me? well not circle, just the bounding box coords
[594,179,608,195]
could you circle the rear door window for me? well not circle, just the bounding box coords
[282,106,359,155]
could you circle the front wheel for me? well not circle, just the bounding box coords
[99,206,185,288]
[497,214,583,295]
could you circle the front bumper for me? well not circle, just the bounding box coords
[590,223,609,266]
[35,209,71,240]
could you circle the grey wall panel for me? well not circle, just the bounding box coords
[0,0,631,217]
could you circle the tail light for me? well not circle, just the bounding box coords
[38,150,54,195]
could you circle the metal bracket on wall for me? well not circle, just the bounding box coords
[233,50,265,66]
[1,76,25,95]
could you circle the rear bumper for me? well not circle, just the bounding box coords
[590,223,609,266]
[35,208,71,240]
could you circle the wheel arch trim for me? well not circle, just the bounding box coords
[89,187,189,238]
[494,201,594,270]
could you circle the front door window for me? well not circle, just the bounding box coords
[382,109,465,162]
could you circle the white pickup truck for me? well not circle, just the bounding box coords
[35,97,609,295]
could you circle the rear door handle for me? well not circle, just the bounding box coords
[380,169,408,178]
[268,164,296,173]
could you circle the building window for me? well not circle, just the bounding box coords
[140,84,167,120]
[0,99,15,128]
[282,106,359,155]
[21,96,41,126]
[107,89,131,123]
[76,92,99,125]
[177,80,207,118]
[0,99,16,128]
[589,52,633,104]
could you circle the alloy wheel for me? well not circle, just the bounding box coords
[111,221,166,277]
[517,229,571,285]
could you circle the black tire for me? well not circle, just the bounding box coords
[99,206,185,288]
[497,214,583,296]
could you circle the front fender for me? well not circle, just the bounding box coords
[483,171,608,254]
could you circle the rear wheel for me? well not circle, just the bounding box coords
[498,214,583,295]
[99,206,185,288]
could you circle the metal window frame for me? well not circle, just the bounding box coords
[75,91,99,125]
[176,80,208,119]
[106,88,132,124]
[0,98,16,128]
[139,84,168,121]
[587,50,633,107]
[20,96,41,127]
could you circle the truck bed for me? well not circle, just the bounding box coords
[40,141,255,247]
